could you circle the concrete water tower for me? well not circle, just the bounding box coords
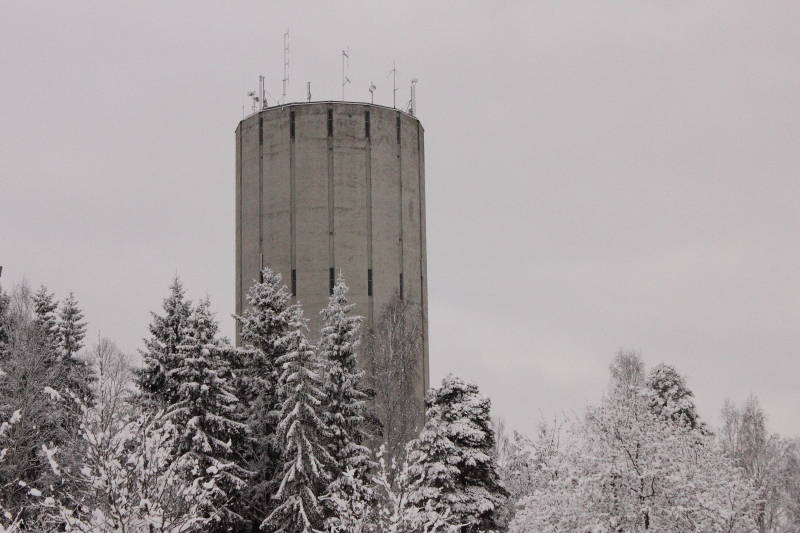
[235,101,429,397]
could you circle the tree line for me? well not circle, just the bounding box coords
[497,351,800,533]
[0,271,506,533]
[2,273,797,533]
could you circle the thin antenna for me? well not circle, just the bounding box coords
[307,82,311,102]
[410,78,418,116]
[342,47,350,101]
[282,30,289,104]
[260,75,268,110]
[369,82,376,104]
[387,61,400,108]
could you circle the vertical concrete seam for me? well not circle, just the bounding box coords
[236,124,243,345]
[397,112,403,300]
[366,107,374,325]
[328,106,335,283]
[290,110,297,301]
[258,114,264,277]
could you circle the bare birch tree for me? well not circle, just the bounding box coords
[362,293,424,466]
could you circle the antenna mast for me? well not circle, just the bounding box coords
[260,75,267,110]
[410,78,417,116]
[388,61,400,108]
[342,48,350,101]
[282,30,289,104]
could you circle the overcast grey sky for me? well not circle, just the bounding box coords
[2,2,799,437]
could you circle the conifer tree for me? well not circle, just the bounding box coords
[645,363,703,430]
[317,277,372,507]
[262,316,333,533]
[58,291,87,359]
[32,285,59,349]
[169,297,249,526]
[407,375,508,533]
[234,268,303,525]
[235,268,300,410]
[137,276,193,407]
[0,284,10,349]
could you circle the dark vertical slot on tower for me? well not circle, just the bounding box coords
[327,108,333,137]
[365,110,370,138]
[329,267,335,295]
[396,115,401,143]
[291,269,297,296]
[368,269,373,296]
[259,117,263,145]
[290,111,295,139]
[399,273,404,299]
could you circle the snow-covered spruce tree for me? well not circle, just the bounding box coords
[407,375,508,533]
[262,314,333,533]
[0,283,92,527]
[234,268,304,525]
[137,276,193,408]
[0,284,11,351]
[235,268,301,410]
[317,276,373,530]
[57,292,86,359]
[645,363,703,430]
[32,285,59,349]
[168,297,249,528]
[56,292,95,409]
[318,278,371,475]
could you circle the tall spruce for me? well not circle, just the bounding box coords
[137,276,193,407]
[317,277,372,493]
[32,285,59,349]
[234,268,303,526]
[408,374,508,533]
[262,314,333,533]
[169,297,249,527]
[58,291,87,359]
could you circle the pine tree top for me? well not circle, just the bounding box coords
[237,268,302,356]
[59,291,87,359]
[32,285,59,344]
[137,276,194,405]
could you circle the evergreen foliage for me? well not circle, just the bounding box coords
[407,374,508,533]
[235,268,300,410]
[32,285,59,349]
[137,276,193,408]
[57,292,87,359]
[262,315,333,533]
[234,268,304,526]
[168,297,250,525]
[318,276,371,483]
[645,363,703,430]
[317,277,374,530]
[0,284,10,349]
[0,282,94,528]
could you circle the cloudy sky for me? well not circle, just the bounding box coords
[2,2,798,437]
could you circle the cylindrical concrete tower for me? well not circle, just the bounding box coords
[235,102,429,397]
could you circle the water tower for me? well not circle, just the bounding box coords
[235,101,429,397]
